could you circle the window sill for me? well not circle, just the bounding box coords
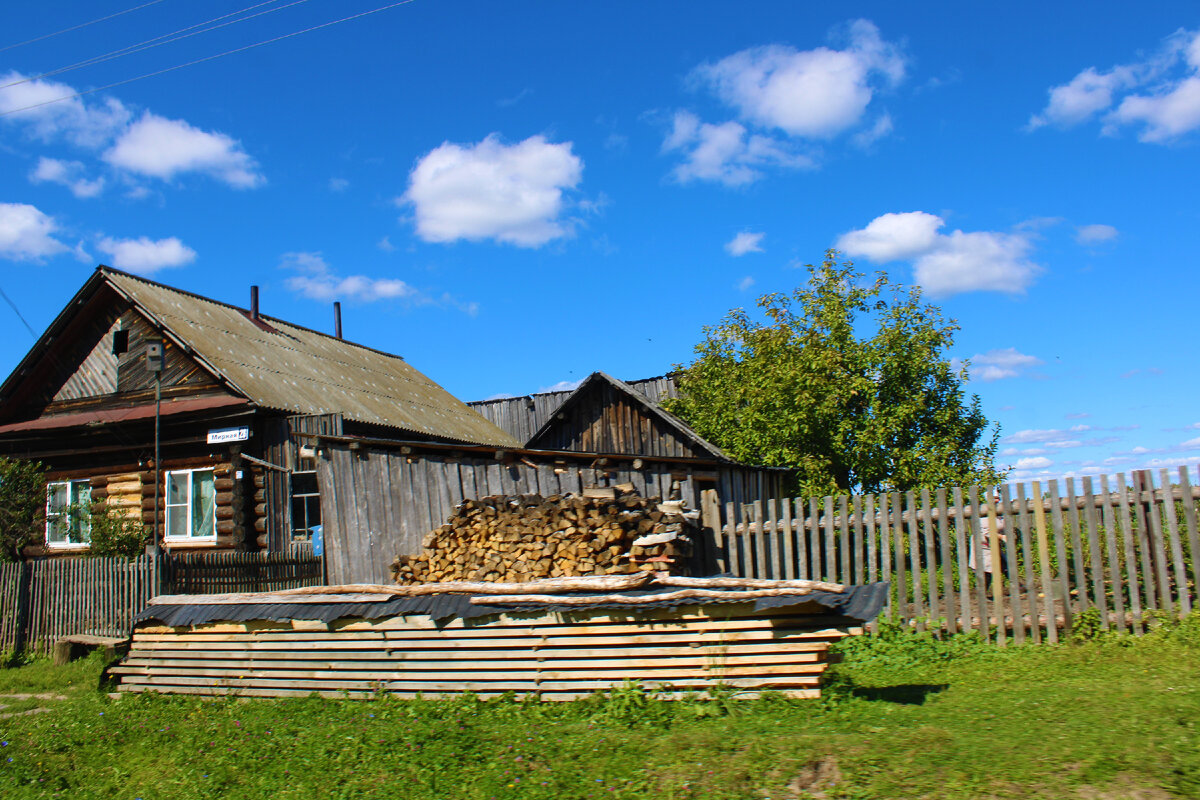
[45,543,90,552]
[163,538,218,550]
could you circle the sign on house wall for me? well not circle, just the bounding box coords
[206,426,250,445]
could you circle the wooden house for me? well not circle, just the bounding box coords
[0,266,520,558]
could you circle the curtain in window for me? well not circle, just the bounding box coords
[47,482,69,543]
[192,470,216,537]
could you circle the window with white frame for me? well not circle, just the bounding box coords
[164,468,216,540]
[46,480,91,546]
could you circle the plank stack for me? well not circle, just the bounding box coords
[391,487,698,584]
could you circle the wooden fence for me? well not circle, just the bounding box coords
[700,467,1200,643]
[0,551,323,654]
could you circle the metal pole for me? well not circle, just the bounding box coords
[153,373,162,595]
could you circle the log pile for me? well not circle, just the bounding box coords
[391,487,699,584]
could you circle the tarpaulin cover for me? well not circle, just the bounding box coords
[135,582,890,628]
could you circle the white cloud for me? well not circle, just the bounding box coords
[329,177,349,192]
[726,231,765,256]
[0,202,68,261]
[29,157,104,198]
[1075,223,1119,245]
[401,134,582,248]
[663,111,811,186]
[103,112,262,188]
[1014,456,1053,470]
[0,71,130,148]
[836,211,942,261]
[377,236,395,252]
[539,379,583,394]
[837,211,1039,295]
[968,347,1043,381]
[96,236,196,274]
[692,21,905,139]
[282,252,415,303]
[1030,28,1200,142]
[852,113,894,148]
[737,276,755,291]
[1182,437,1200,448]
[1029,66,1139,129]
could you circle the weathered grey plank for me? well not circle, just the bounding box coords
[1099,475,1126,633]
[1160,468,1191,615]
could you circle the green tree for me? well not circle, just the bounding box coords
[665,250,1004,496]
[0,457,47,562]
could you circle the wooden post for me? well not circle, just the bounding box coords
[1100,475,1126,633]
[1032,481,1057,643]
[986,490,1005,645]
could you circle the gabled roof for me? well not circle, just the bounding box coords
[0,267,520,449]
[524,371,728,460]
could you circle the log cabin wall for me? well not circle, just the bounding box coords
[315,440,786,584]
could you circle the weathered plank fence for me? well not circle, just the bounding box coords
[0,551,323,654]
[700,467,1200,642]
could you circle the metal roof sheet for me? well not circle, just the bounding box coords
[102,269,520,448]
[135,583,888,627]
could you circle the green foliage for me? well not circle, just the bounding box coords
[665,250,1003,495]
[0,457,47,562]
[84,504,148,558]
[3,621,1200,799]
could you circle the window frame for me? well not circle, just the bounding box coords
[45,479,92,549]
[288,470,321,543]
[163,467,217,543]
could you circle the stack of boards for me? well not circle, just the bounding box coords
[111,576,864,700]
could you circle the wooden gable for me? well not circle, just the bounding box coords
[524,373,725,460]
[0,283,229,424]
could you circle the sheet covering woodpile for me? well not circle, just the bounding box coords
[391,487,699,584]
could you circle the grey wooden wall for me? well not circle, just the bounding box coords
[315,441,785,584]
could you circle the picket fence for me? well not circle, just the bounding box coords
[699,466,1200,643]
[0,551,323,654]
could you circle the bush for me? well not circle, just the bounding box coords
[0,457,47,562]
[86,505,148,558]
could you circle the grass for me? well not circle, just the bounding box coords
[1,614,1198,800]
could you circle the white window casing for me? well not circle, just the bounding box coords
[46,479,92,548]
[164,468,217,541]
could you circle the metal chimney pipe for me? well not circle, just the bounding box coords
[250,285,260,320]
[334,301,343,339]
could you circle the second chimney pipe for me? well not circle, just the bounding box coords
[334,301,343,339]
[250,285,259,320]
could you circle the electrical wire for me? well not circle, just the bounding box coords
[0,0,173,54]
[0,286,38,339]
[0,0,420,119]
[1,0,311,92]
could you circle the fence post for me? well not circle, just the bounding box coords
[10,559,33,659]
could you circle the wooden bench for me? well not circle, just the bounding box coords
[52,635,129,665]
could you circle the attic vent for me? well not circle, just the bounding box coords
[112,329,129,356]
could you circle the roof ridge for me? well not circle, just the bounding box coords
[99,265,411,365]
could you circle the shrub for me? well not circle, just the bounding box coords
[85,505,148,558]
[0,457,47,562]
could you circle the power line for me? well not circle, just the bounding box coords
[1,0,311,92]
[0,0,420,119]
[0,286,37,339]
[0,0,173,54]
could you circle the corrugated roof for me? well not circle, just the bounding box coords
[101,269,520,448]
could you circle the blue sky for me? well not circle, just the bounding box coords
[1,1,1198,486]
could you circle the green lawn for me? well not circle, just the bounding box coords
[2,615,1198,800]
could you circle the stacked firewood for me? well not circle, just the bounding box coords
[391,487,698,584]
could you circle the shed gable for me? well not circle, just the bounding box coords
[525,374,722,460]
